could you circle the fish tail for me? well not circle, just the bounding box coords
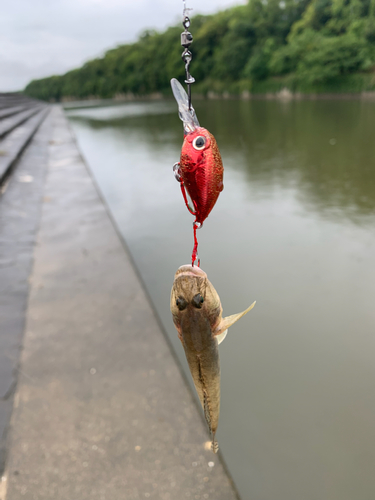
[211,430,219,454]
[211,439,219,454]
[203,391,219,453]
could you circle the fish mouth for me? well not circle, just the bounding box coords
[174,264,207,279]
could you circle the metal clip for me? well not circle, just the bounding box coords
[181,31,193,48]
[182,50,195,85]
[180,0,194,110]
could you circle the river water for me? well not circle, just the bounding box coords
[66,98,375,500]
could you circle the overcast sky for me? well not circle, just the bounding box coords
[1,0,245,92]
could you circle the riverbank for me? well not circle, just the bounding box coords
[59,89,375,109]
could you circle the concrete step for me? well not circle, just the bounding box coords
[0,96,38,110]
[0,107,50,185]
[0,110,53,477]
[0,106,46,139]
[0,105,32,120]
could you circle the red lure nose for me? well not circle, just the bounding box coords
[179,128,224,225]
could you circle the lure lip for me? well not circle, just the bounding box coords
[171,78,200,134]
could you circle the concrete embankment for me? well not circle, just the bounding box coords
[0,104,239,500]
[0,95,51,475]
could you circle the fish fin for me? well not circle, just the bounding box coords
[214,301,256,336]
[216,329,228,345]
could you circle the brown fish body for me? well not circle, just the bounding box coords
[170,265,255,452]
[180,305,221,444]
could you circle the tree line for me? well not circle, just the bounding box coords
[25,0,375,101]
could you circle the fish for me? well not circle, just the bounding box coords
[171,78,224,227]
[170,264,256,453]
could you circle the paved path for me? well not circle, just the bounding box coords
[2,107,239,500]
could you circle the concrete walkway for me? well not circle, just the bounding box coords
[2,107,239,500]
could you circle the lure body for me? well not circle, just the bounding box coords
[171,78,225,264]
[180,127,224,225]
[170,264,256,452]
[171,78,224,227]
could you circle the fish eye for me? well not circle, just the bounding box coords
[192,136,206,151]
[192,293,204,309]
[176,296,188,311]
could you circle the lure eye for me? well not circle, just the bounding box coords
[192,293,204,309]
[176,296,188,311]
[192,136,206,151]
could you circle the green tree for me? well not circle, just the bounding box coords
[24,0,375,101]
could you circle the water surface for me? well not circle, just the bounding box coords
[67,98,375,500]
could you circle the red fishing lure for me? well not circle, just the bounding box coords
[171,79,224,265]
[179,127,224,224]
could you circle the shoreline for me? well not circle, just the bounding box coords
[60,88,375,108]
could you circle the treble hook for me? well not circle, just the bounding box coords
[173,160,201,267]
